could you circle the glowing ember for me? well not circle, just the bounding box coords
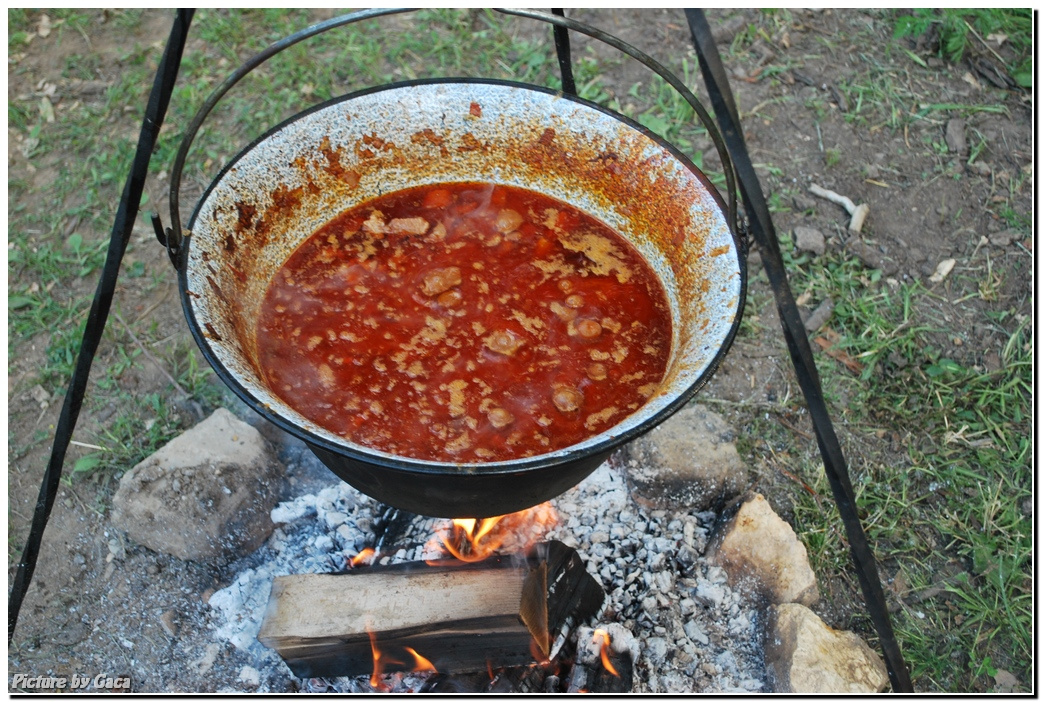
[594,629,620,677]
[427,503,558,564]
[350,548,376,568]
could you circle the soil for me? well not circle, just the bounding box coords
[7,8,1032,694]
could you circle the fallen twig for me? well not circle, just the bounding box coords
[809,183,855,213]
[775,414,815,441]
[809,183,869,233]
[813,326,865,374]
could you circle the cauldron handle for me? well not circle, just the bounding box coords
[162,8,740,267]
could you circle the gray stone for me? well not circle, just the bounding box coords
[803,298,835,333]
[765,602,888,693]
[793,226,827,255]
[708,493,819,605]
[111,408,284,561]
[968,160,992,177]
[792,193,816,213]
[846,237,893,273]
[988,230,1017,247]
[945,118,967,155]
[622,405,749,511]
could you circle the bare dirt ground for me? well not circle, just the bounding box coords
[7,8,1032,693]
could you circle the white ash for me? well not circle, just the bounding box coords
[206,481,388,688]
[206,461,765,693]
[544,462,764,693]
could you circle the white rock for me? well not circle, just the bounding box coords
[323,510,349,527]
[271,494,315,524]
[644,636,669,665]
[695,579,727,608]
[684,620,709,645]
[765,602,888,693]
[237,666,260,687]
[659,671,693,692]
[601,621,639,665]
[191,642,222,676]
[574,626,603,666]
[929,257,956,283]
[716,649,738,674]
[708,492,819,605]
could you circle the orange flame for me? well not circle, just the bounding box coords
[350,548,375,568]
[595,629,620,677]
[368,629,438,686]
[367,628,387,690]
[405,647,437,673]
[440,516,507,562]
[426,504,559,564]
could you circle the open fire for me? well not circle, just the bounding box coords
[212,461,765,693]
[258,500,629,692]
[429,503,559,564]
[426,508,628,692]
[365,629,438,691]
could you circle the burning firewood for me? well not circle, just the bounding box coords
[257,541,604,680]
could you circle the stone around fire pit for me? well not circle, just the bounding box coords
[765,602,889,693]
[111,408,284,561]
[707,492,819,606]
[621,404,749,511]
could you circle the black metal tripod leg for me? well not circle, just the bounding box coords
[8,8,195,643]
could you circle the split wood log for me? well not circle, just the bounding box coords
[258,540,604,679]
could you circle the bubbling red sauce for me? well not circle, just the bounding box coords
[256,182,672,462]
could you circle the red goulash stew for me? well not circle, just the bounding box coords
[257,182,672,462]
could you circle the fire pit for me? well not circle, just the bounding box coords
[207,454,765,693]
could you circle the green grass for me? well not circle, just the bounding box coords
[759,234,1033,691]
[893,9,1033,86]
[828,8,1031,131]
[6,9,247,475]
